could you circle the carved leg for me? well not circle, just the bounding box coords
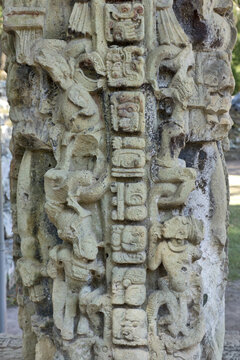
[52,278,67,333]
[61,290,78,340]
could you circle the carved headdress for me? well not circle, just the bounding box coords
[157,0,189,46]
[69,2,92,36]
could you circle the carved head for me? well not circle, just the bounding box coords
[113,308,147,345]
[120,310,147,342]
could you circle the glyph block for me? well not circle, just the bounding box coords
[106,47,145,87]
[112,309,148,346]
[111,92,145,133]
[105,3,144,43]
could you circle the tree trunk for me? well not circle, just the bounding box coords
[3,1,236,359]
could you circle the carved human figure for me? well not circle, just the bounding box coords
[29,38,110,260]
[147,216,204,357]
[47,244,105,340]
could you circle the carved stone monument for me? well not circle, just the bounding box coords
[2,0,236,359]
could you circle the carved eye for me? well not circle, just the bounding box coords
[131,63,137,70]
[114,32,123,41]
[204,73,218,86]
[136,6,143,14]
[127,106,134,112]
[102,346,108,353]
[112,54,122,62]
[121,6,129,12]
[123,279,131,288]
[132,321,139,327]
[129,194,143,203]
[168,239,187,253]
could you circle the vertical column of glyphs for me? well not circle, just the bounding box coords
[105,3,148,359]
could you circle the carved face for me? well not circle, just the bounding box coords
[162,240,202,292]
[120,310,146,341]
[202,56,234,93]
[111,92,144,133]
[122,226,147,252]
[106,2,145,44]
[113,309,147,345]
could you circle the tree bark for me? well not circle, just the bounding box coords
[2,1,236,359]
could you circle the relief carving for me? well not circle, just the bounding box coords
[69,2,92,36]
[111,225,147,264]
[112,137,146,177]
[112,267,146,306]
[3,1,46,65]
[148,216,205,358]
[105,3,144,43]
[3,0,235,359]
[189,50,235,141]
[111,92,145,133]
[47,244,104,340]
[106,46,145,87]
[111,183,147,220]
[112,308,148,346]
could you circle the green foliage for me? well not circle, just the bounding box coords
[228,205,240,281]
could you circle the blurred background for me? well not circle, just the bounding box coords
[0,1,239,359]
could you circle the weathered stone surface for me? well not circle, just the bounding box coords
[0,334,22,360]
[2,0,236,359]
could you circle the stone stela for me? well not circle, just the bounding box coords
[2,0,236,359]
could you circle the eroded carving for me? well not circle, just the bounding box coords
[147,216,205,358]
[47,244,104,340]
[112,267,146,305]
[4,0,235,358]
[189,50,235,141]
[111,225,147,264]
[112,137,146,177]
[106,47,145,87]
[3,1,47,65]
[105,3,144,43]
[111,92,145,133]
[111,182,147,220]
[113,308,148,346]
